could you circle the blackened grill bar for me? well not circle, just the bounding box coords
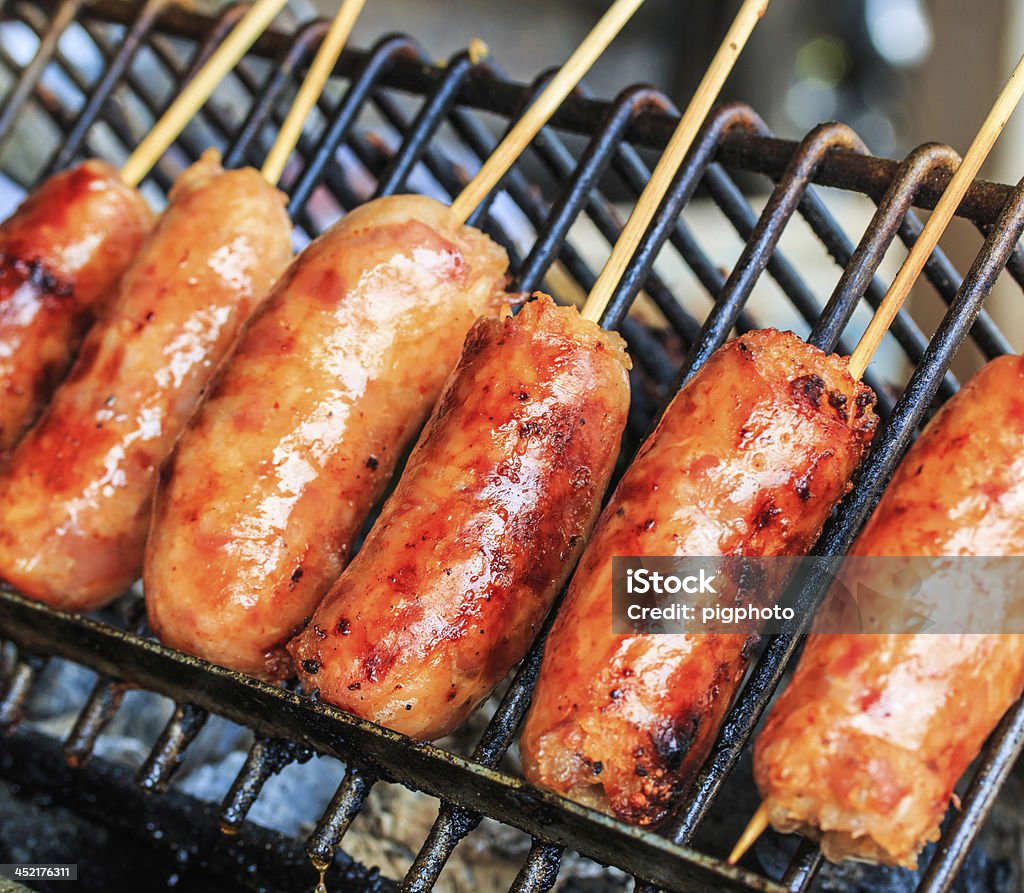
[0,1,1021,892]
[0,590,784,893]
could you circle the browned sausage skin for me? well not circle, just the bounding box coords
[0,150,291,610]
[754,355,1024,868]
[288,296,631,739]
[0,160,153,456]
[520,329,877,826]
[145,195,509,681]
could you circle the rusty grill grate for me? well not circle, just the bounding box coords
[1,1,1023,891]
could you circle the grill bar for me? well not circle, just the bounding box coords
[373,50,476,198]
[222,20,328,169]
[137,702,210,792]
[306,764,375,869]
[812,144,957,350]
[516,86,663,296]
[780,840,822,892]
[509,841,562,893]
[0,0,82,151]
[62,677,126,767]
[10,8,175,193]
[0,651,45,731]
[88,5,249,169]
[42,0,169,174]
[0,3,1022,893]
[286,34,418,215]
[220,736,314,832]
[0,590,784,893]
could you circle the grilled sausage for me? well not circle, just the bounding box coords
[753,355,1024,868]
[0,150,291,610]
[0,160,152,456]
[145,195,509,680]
[520,329,877,826]
[288,296,631,739]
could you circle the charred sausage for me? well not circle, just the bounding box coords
[520,329,877,826]
[0,150,291,609]
[145,194,509,680]
[288,296,631,739]
[0,160,152,455]
[753,354,1024,868]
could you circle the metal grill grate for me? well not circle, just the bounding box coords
[1,1,1023,891]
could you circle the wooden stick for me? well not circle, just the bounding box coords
[580,0,769,324]
[728,802,769,866]
[449,0,644,223]
[120,0,289,187]
[260,0,368,186]
[847,51,1024,380]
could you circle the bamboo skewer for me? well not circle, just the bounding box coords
[729,60,1024,867]
[119,0,289,187]
[260,0,368,186]
[580,0,770,324]
[847,52,1024,380]
[124,0,637,210]
[450,0,645,224]
[728,803,769,866]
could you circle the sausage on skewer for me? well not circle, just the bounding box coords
[144,0,701,683]
[0,0,308,461]
[285,0,770,735]
[524,35,1024,830]
[144,0,648,681]
[0,161,152,456]
[288,296,631,738]
[145,195,509,680]
[0,150,291,609]
[752,355,1024,868]
[520,329,877,826]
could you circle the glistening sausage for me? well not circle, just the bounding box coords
[520,329,877,826]
[0,150,291,609]
[145,195,509,680]
[753,355,1024,868]
[0,160,152,455]
[288,296,631,739]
